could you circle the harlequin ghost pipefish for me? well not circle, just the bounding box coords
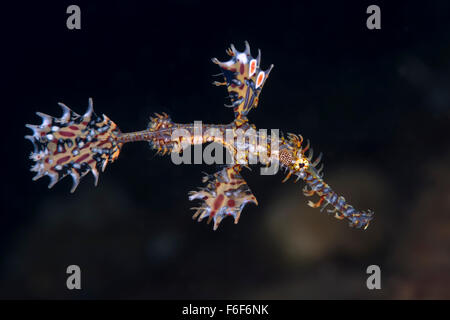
[25,42,374,230]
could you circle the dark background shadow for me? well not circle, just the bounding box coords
[1,0,449,299]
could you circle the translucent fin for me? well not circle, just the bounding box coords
[188,165,258,230]
[25,98,122,193]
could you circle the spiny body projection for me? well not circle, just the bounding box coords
[26,42,374,231]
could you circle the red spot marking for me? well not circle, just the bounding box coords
[239,84,244,90]
[250,60,256,75]
[97,140,109,147]
[82,121,88,125]
[56,155,71,164]
[240,64,245,75]
[75,154,89,163]
[216,182,221,188]
[41,132,46,136]
[213,194,224,211]
[257,73,264,86]
[69,126,79,130]
[88,159,95,164]
[80,142,91,150]
[59,131,75,137]
[227,199,235,207]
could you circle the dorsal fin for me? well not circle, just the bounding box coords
[212,41,274,126]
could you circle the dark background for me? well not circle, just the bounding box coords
[1,1,449,299]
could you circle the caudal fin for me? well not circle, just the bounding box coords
[25,98,122,193]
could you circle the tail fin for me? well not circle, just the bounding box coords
[25,98,122,193]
